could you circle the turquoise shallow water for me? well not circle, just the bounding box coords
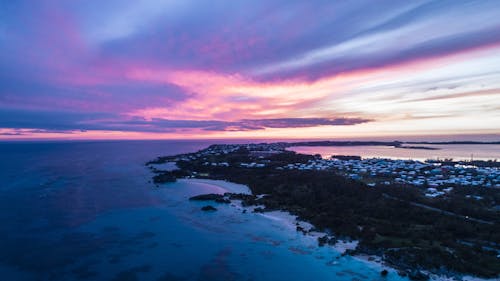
[0,141,408,281]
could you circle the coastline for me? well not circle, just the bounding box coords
[180,178,498,281]
[179,178,404,278]
[177,178,251,194]
[149,142,500,279]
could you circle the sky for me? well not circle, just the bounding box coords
[1,0,500,140]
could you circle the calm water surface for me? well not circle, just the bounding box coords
[289,144,500,161]
[0,140,408,281]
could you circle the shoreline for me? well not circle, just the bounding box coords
[177,178,252,194]
[149,142,500,280]
[180,178,407,278]
[180,177,497,281]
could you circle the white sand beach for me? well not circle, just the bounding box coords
[177,178,252,194]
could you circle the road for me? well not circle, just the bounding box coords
[382,193,495,225]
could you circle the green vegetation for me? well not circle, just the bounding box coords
[149,146,500,279]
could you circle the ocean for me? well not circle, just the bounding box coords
[1,140,484,281]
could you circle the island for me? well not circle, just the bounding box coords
[147,142,500,280]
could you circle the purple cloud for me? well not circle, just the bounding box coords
[0,107,370,133]
[1,0,500,137]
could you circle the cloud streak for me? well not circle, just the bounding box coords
[0,107,370,133]
[1,0,500,139]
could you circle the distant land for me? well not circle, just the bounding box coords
[283,141,441,150]
[244,140,500,151]
[406,141,500,145]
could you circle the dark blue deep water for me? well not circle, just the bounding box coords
[0,141,407,281]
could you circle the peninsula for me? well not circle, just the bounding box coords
[148,142,500,280]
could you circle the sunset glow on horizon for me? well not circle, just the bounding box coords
[1,1,500,140]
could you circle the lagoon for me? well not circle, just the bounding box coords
[289,144,500,161]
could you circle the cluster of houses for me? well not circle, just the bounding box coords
[172,145,242,162]
[279,157,500,192]
[176,143,284,159]
[171,143,282,168]
[168,143,500,197]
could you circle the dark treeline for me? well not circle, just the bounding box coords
[150,148,500,278]
[407,141,500,145]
